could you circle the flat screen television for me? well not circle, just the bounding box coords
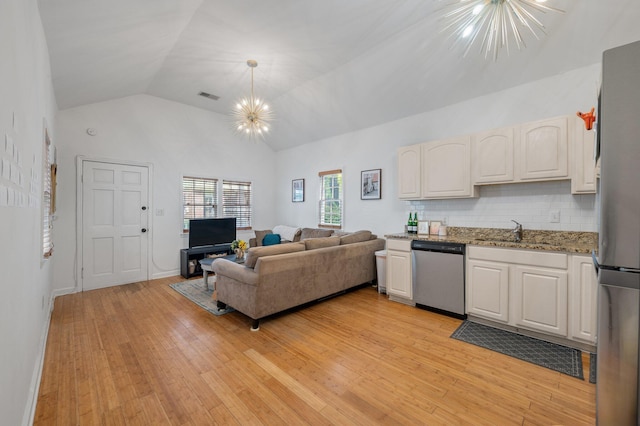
[188,218,236,248]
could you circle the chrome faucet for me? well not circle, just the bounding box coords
[511,220,523,242]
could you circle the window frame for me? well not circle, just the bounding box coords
[318,169,343,229]
[182,176,253,232]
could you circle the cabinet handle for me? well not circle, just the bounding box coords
[141,228,147,233]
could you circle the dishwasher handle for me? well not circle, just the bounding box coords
[411,240,465,254]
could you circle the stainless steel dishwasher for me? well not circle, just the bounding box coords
[411,240,466,319]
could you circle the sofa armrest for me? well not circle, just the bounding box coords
[211,259,259,286]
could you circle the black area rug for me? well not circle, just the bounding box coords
[451,321,584,380]
[590,352,597,384]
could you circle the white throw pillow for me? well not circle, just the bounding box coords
[272,225,300,242]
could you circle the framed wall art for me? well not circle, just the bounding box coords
[361,169,381,200]
[292,178,304,202]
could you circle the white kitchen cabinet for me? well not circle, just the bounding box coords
[466,246,577,340]
[569,255,598,343]
[519,116,569,181]
[421,136,477,199]
[386,239,413,302]
[472,127,516,184]
[397,144,422,199]
[571,115,597,194]
[466,259,510,323]
[512,265,568,337]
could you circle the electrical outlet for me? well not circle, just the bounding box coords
[549,210,561,223]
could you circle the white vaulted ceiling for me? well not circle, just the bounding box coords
[38,0,640,150]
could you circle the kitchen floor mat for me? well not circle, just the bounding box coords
[451,320,584,380]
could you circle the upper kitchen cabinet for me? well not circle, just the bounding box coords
[571,115,597,194]
[397,144,422,199]
[421,136,478,199]
[472,127,516,184]
[519,116,569,181]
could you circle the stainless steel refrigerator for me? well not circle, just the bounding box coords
[594,40,640,425]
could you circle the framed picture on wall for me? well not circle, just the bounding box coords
[361,169,381,200]
[292,178,304,202]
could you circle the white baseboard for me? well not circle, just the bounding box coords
[152,269,180,280]
[23,293,55,426]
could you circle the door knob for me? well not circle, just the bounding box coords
[141,228,147,233]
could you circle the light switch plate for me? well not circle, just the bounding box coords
[549,210,561,223]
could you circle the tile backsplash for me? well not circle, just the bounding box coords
[407,180,596,232]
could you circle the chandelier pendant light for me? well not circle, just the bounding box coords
[232,59,273,139]
[440,0,564,61]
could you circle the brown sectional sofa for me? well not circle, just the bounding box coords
[250,226,335,247]
[211,230,385,330]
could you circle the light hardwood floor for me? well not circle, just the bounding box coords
[35,276,596,425]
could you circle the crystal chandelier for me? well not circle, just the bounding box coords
[232,60,273,139]
[440,0,564,61]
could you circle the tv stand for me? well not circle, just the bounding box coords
[180,244,232,278]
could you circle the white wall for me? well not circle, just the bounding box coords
[0,0,58,424]
[275,64,600,237]
[53,94,277,292]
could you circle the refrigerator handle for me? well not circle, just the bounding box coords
[592,250,600,274]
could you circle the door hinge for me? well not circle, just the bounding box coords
[81,268,84,279]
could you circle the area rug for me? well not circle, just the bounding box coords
[169,279,234,316]
[451,321,584,380]
[590,352,597,384]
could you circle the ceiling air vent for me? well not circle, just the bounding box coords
[198,91,220,101]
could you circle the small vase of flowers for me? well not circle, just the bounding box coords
[231,239,248,260]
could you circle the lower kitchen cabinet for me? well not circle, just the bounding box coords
[466,259,510,323]
[466,246,595,344]
[569,255,598,344]
[386,239,412,302]
[512,265,568,337]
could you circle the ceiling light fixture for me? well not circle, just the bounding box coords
[232,60,273,139]
[440,0,564,61]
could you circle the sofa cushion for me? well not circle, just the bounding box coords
[300,228,334,240]
[304,235,340,250]
[244,242,305,268]
[340,230,372,245]
[254,229,273,247]
[263,233,281,246]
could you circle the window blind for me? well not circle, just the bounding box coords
[42,131,53,258]
[182,176,218,230]
[223,180,252,230]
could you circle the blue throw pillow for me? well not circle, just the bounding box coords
[262,233,281,246]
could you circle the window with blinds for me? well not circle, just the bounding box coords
[182,176,218,231]
[318,169,342,228]
[223,180,252,230]
[42,129,53,258]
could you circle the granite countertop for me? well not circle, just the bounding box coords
[385,227,597,254]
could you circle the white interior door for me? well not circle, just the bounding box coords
[82,160,149,291]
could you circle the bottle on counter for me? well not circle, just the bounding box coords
[413,212,419,234]
[407,213,413,234]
